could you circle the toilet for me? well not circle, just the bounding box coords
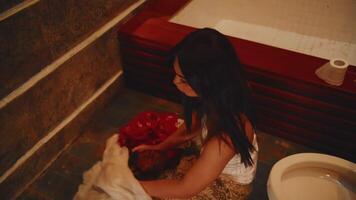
[267,153,356,200]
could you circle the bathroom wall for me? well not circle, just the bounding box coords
[0,0,26,13]
[0,0,145,199]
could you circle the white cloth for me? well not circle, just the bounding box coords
[73,134,152,200]
[221,134,258,185]
[200,116,258,185]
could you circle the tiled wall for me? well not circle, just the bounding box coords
[0,0,145,198]
[0,0,26,13]
[0,0,137,99]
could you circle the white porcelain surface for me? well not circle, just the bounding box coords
[267,153,356,200]
[170,0,356,66]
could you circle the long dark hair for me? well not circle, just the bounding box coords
[175,28,256,166]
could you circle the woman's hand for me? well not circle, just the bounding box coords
[132,144,160,152]
[132,113,199,153]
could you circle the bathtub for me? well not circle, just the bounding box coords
[118,0,356,161]
[170,0,356,66]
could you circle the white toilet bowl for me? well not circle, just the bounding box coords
[267,153,355,200]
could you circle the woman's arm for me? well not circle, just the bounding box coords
[133,112,201,152]
[140,135,235,198]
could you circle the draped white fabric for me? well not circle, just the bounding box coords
[73,134,151,200]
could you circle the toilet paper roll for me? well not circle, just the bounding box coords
[315,58,349,86]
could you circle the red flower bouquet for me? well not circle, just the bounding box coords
[118,111,182,178]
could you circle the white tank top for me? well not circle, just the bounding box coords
[197,116,259,185]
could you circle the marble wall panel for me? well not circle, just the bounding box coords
[0,0,135,98]
[0,27,121,174]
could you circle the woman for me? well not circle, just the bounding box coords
[133,28,258,199]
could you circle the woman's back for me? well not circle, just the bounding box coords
[199,114,258,185]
